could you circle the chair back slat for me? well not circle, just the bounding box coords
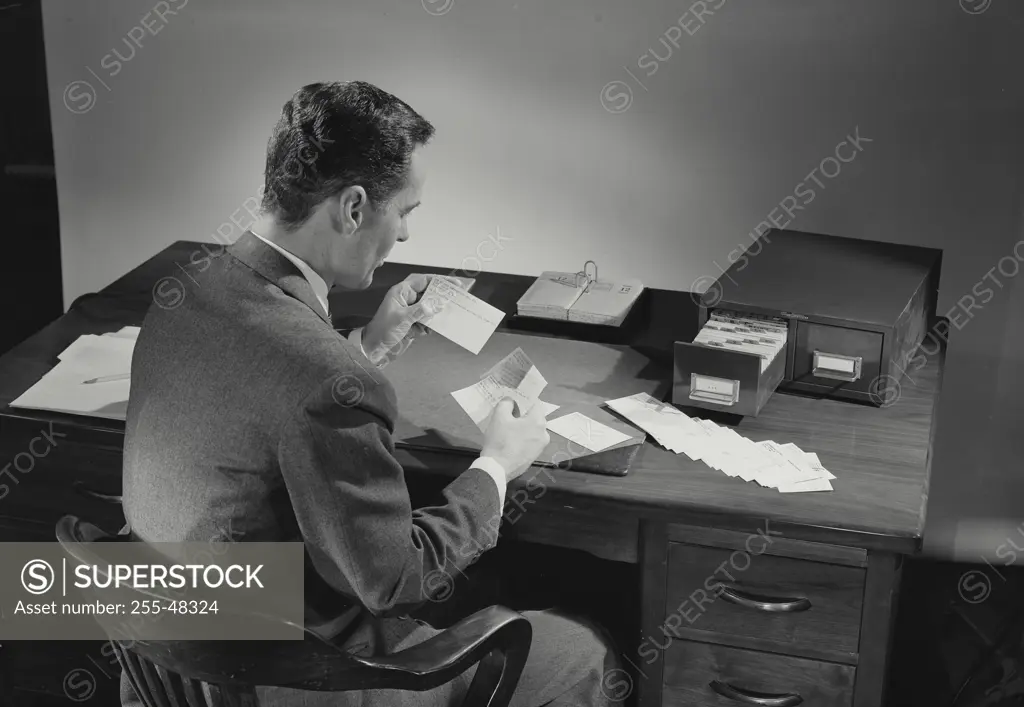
[139,655,174,707]
[120,651,157,707]
[117,644,257,707]
[154,661,189,707]
[180,673,210,707]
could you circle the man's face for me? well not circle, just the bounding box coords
[333,149,425,290]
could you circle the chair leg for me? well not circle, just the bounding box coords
[461,647,529,707]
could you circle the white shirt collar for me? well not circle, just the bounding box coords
[250,230,330,319]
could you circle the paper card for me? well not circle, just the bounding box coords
[531,400,559,417]
[605,394,709,460]
[799,450,836,480]
[420,277,505,354]
[480,348,548,400]
[452,379,533,430]
[778,478,834,493]
[10,358,131,420]
[57,334,135,367]
[546,412,632,453]
[451,346,553,430]
[755,441,821,485]
[103,326,141,340]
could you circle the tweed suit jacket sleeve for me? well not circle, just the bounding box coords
[277,368,503,618]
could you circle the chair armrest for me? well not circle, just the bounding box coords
[284,606,532,694]
[353,605,529,675]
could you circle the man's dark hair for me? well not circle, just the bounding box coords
[261,81,434,229]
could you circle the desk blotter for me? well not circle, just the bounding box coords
[379,331,667,476]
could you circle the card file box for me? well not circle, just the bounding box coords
[674,229,941,416]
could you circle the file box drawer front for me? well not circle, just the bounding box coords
[666,543,864,660]
[792,322,882,393]
[663,641,855,707]
[672,342,784,417]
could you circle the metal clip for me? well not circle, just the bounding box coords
[574,260,598,288]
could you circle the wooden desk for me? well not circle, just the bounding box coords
[0,241,943,707]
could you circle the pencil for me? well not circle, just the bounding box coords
[82,373,130,384]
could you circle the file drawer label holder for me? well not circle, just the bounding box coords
[690,373,740,406]
[812,350,862,382]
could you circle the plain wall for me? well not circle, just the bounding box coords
[41,0,1024,555]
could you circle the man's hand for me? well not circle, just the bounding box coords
[361,274,468,364]
[481,398,551,483]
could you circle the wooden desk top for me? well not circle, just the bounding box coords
[0,241,944,553]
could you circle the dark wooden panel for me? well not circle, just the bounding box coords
[666,543,864,663]
[668,523,868,567]
[635,521,669,707]
[663,641,855,707]
[502,504,638,564]
[853,552,902,707]
[0,435,124,538]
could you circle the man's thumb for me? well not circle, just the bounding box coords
[494,398,516,417]
[411,298,439,321]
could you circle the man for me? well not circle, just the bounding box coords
[121,80,619,706]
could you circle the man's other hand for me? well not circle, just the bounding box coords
[482,398,551,483]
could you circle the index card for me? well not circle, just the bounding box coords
[420,276,504,354]
[451,348,553,430]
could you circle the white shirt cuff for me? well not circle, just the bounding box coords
[347,327,372,361]
[469,456,507,509]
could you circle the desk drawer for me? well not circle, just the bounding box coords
[792,321,882,394]
[663,641,854,707]
[666,543,864,662]
[0,437,124,535]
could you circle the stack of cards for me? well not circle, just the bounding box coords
[693,310,788,373]
[451,347,559,430]
[605,393,835,492]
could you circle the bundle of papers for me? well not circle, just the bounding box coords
[451,347,559,431]
[10,327,140,421]
[605,392,835,492]
[693,310,788,373]
[516,272,585,320]
[420,276,504,354]
[517,271,644,327]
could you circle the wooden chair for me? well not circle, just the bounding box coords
[55,515,532,707]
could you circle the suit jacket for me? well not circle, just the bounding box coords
[122,231,502,647]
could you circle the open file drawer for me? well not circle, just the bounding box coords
[673,332,786,417]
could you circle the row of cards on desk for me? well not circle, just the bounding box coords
[445,344,835,493]
[606,393,835,492]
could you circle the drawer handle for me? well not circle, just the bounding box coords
[710,680,803,706]
[812,350,862,382]
[720,586,811,613]
[73,482,123,505]
[690,373,740,406]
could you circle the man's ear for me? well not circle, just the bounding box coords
[337,186,368,233]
